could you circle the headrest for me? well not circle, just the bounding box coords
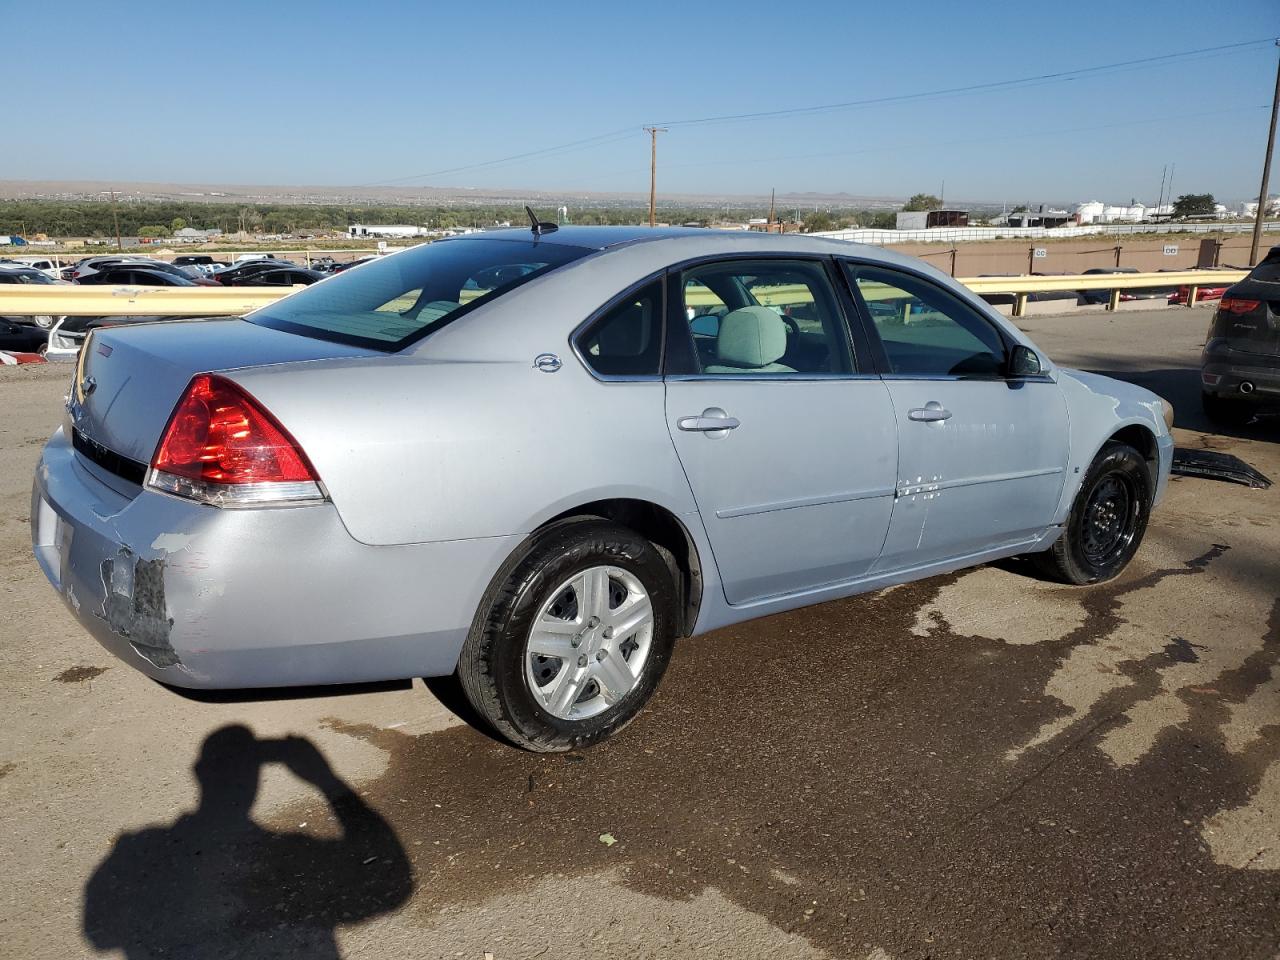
[715,306,787,368]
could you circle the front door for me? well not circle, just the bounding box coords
[843,263,1069,571]
[664,258,898,605]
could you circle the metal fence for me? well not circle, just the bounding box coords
[814,221,1280,245]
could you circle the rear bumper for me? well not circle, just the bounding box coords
[1201,350,1280,403]
[31,427,520,689]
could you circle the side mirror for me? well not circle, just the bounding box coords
[1008,344,1043,378]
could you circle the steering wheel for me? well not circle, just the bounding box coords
[782,316,800,339]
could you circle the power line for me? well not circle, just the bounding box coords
[361,37,1276,188]
[567,104,1271,186]
[359,127,637,187]
[654,38,1276,127]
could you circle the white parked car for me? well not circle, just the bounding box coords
[8,255,63,280]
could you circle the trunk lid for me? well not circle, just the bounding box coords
[1217,279,1280,359]
[69,317,376,468]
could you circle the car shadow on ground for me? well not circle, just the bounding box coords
[81,726,412,960]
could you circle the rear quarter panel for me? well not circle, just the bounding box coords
[228,357,698,546]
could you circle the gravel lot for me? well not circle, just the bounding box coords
[1,306,1278,959]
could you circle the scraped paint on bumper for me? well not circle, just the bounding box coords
[31,427,520,689]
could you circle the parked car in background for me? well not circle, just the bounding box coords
[69,256,133,282]
[1079,266,1179,304]
[976,273,1082,309]
[77,266,205,287]
[71,256,210,284]
[330,256,378,273]
[32,227,1174,752]
[1201,245,1280,423]
[1169,283,1228,305]
[45,314,187,362]
[0,316,49,354]
[223,266,325,286]
[9,256,63,279]
[211,259,296,285]
[0,262,68,329]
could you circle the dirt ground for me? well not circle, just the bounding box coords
[1,306,1277,960]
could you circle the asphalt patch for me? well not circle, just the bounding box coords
[53,665,108,683]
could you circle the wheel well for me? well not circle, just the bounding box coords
[540,499,703,637]
[1108,424,1158,486]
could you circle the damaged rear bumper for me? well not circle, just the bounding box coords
[31,427,521,689]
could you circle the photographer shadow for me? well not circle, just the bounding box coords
[82,725,412,960]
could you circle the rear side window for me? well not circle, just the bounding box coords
[249,237,593,350]
[675,259,854,376]
[1249,250,1280,283]
[576,280,664,377]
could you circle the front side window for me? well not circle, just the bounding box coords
[676,259,853,376]
[576,280,663,377]
[249,237,593,350]
[846,265,1007,377]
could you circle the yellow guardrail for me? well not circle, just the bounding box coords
[959,268,1247,313]
[0,285,298,317]
[0,269,1249,318]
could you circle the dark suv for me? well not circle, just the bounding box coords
[1201,245,1280,423]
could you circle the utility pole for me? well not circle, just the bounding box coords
[768,188,776,228]
[110,190,123,251]
[644,127,666,228]
[1249,39,1280,265]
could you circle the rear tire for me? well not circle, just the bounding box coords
[457,519,678,752]
[1033,441,1151,585]
[1201,390,1253,426]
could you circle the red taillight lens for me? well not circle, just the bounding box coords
[1220,297,1262,315]
[150,374,322,505]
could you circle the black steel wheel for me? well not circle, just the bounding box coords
[1034,440,1152,585]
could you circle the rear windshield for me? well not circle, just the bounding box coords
[247,236,593,350]
[1249,251,1280,283]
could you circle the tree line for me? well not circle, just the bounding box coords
[0,199,905,238]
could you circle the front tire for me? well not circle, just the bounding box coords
[457,519,678,752]
[1034,441,1152,585]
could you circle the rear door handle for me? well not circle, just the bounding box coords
[677,407,740,433]
[907,401,952,422]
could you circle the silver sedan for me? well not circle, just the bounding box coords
[32,227,1173,750]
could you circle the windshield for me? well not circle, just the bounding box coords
[247,236,593,350]
[2,270,55,284]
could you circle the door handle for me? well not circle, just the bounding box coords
[677,408,740,433]
[907,401,952,422]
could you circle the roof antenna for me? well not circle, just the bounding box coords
[525,205,559,236]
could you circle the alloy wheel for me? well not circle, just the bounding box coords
[524,565,654,721]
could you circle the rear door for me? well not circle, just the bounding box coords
[843,262,1069,571]
[664,257,898,605]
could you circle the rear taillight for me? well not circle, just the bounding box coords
[1220,297,1262,315]
[148,374,323,507]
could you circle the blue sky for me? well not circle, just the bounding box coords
[7,0,1279,203]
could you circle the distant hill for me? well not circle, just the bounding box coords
[0,178,923,211]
